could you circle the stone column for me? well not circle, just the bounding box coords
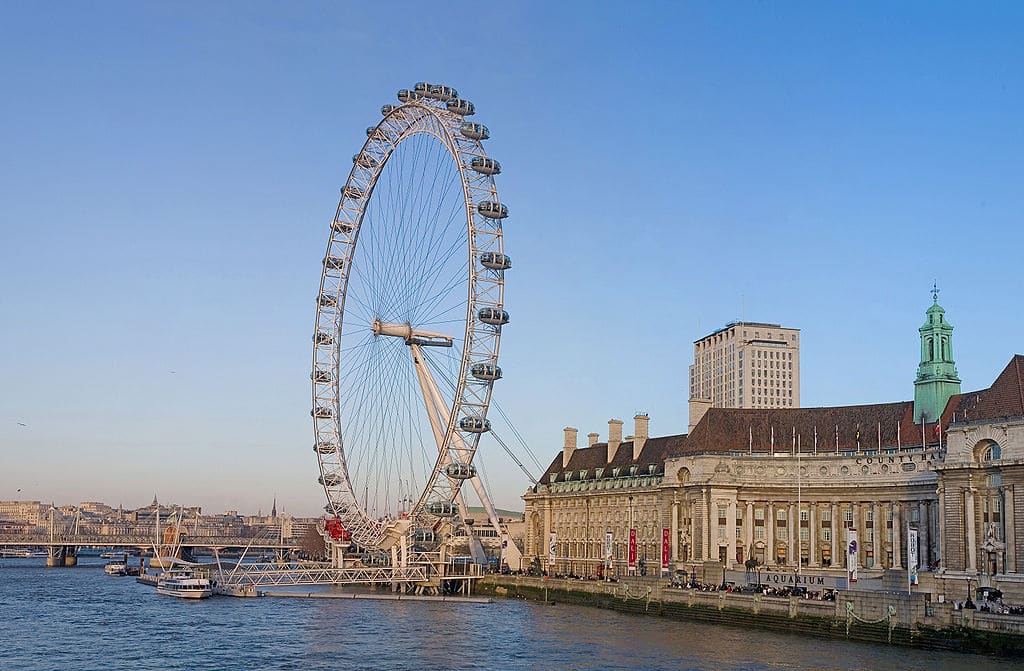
[543,501,552,567]
[788,503,797,567]
[727,499,737,568]
[892,503,903,569]
[872,502,882,569]
[852,503,861,568]
[809,504,818,567]
[1005,486,1017,574]
[689,498,698,563]
[965,489,977,573]
[831,502,839,568]
[745,501,754,561]
[767,502,775,564]
[671,498,679,563]
[918,501,930,568]
[703,488,713,561]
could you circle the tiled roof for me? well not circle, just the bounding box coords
[948,355,1024,423]
[686,402,915,454]
[538,355,1024,483]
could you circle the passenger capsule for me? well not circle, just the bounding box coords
[397,89,420,103]
[413,82,432,97]
[478,307,509,326]
[318,293,337,308]
[318,473,342,487]
[313,441,335,454]
[446,99,475,116]
[332,220,354,234]
[342,185,364,199]
[323,503,336,513]
[312,406,334,419]
[460,122,490,141]
[470,157,501,176]
[426,501,458,517]
[477,201,508,219]
[381,104,396,116]
[352,153,379,169]
[479,252,512,270]
[445,462,477,480]
[412,528,438,544]
[323,255,345,271]
[311,369,333,383]
[471,363,502,381]
[459,416,491,433]
[427,84,457,102]
[314,331,334,345]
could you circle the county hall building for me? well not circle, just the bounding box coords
[522,294,1024,599]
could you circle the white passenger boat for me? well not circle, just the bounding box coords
[156,575,214,599]
[104,558,128,576]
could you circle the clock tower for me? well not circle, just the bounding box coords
[913,286,961,424]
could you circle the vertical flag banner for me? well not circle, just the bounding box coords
[548,531,556,567]
[661,528,670,570]
[628,528,637,572]
[908,527,919,586]
[847,527,858,583]
[604,531,614,569]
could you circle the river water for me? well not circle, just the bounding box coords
[0,556,1013,670]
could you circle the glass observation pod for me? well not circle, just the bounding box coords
[381,104,396,116]
[352,153,379,169]
[478,307,509,326]
[427,84,458,101]
[314,331,334,345]
[312,406,334,419]
[318,293,338,308]
[470,157,501,176]
[479,252,512,270]
[397,89,421,103]
[313,441,336,454]
[343,185,364,199]
[332,220,354,234]
[412,529,438,544]
[318,473,342,487]
[460,122,490,141]
[323,503,336,514]
[426,501,458,517]
[477,201,508,219]
[446,99,475,116]
[323,255,345,270]
[459,416,492,433]
[471,363,502,381]
[311,369,333,383]
[413,82,432,96]
[445,462,477,479]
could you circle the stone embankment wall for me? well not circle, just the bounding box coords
[479,576,1024,656]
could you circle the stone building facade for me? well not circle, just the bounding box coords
[524,296,1024,600]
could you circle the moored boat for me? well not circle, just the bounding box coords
[156,575,213,599]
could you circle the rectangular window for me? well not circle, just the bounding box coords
[799,528,809,541]
[822,528,832,542]
[754,527,765,540]
[799,510,809,522]
[844,510,854,529]
[776,527,787,541]
[754,508,765,522]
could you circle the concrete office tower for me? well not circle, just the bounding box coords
[689,322,800,429]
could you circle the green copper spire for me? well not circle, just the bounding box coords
[913,285,960,424]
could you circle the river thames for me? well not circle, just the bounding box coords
[0,557,1014,670]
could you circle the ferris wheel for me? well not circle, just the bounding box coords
[311,82,515,557]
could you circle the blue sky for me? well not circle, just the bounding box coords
[1,2,1021,516]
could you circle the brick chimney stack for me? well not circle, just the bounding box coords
[562,427,578,468]
[607,419,623,463]
[633,413,649,460]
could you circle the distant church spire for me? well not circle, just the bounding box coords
[914,287,961,424]
[271,497,277,518]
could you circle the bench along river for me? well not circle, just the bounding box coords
[0,557,1008,670]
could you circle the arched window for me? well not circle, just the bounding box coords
[941,338,947,361]
[975,440,1002,463]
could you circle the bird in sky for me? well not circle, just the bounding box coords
[17,422,27,427]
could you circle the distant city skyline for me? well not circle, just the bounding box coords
[2,3,1022,516]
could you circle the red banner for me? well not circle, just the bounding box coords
[628,528,637,570]
[661,528,670,569]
